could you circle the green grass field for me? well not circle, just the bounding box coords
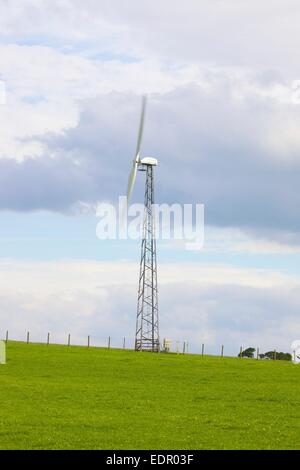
[0,341,299,450]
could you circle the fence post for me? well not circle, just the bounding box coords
[256,347,259,360]
[201,343,204,356]
[47,333,50,345]
[240,346,243,358]
[87,336,90,348]
[274,349,276,361]
[183,342,186,354]
[186,342,189,354]
[221,345,224,358]
[0,340,6,364]
[123,337,126,350]
[27,332,30,344]
[108,336,111,349]
[68,334,71,347]
[294,350,296,362]
[5,331,8,343]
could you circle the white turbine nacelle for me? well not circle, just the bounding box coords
[140,157,158,166]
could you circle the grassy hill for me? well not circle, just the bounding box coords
[0,341,299,450]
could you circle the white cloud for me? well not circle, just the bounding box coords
[1,1,300,76]
[1,28,300,164]
[203,226,300,254]
[0,259,299,354]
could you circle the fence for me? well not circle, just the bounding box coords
[1,330,289,360]
[2,330,129,351]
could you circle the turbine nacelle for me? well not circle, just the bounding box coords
[140,157,158,166]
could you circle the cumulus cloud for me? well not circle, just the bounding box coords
[1,73,300,247]
[0,3,300,242]
[2,83,300,241]
[1,1,300,76]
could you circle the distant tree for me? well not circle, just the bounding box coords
[264,351,276,360]
[277,352,292,361]
[261,351,292,361]
[238,347,256,358]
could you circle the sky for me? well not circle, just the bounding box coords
[1,0,300,355]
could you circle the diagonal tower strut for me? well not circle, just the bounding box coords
[135,164,160,352]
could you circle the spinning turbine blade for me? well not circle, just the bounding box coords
[135,95,147,162]
[127,160,138,201]
[126,96,147,203]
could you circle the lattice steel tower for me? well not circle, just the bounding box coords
[135,163,159,352]
[126,97,160,352]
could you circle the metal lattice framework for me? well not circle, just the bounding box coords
[135,164,160,352]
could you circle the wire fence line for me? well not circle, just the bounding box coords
[2,330,189,352]
[2,330,131,351]
[0,330,286,360]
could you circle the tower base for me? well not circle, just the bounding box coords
[135,338,160,353]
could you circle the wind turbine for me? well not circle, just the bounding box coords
[126,96,160,352]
